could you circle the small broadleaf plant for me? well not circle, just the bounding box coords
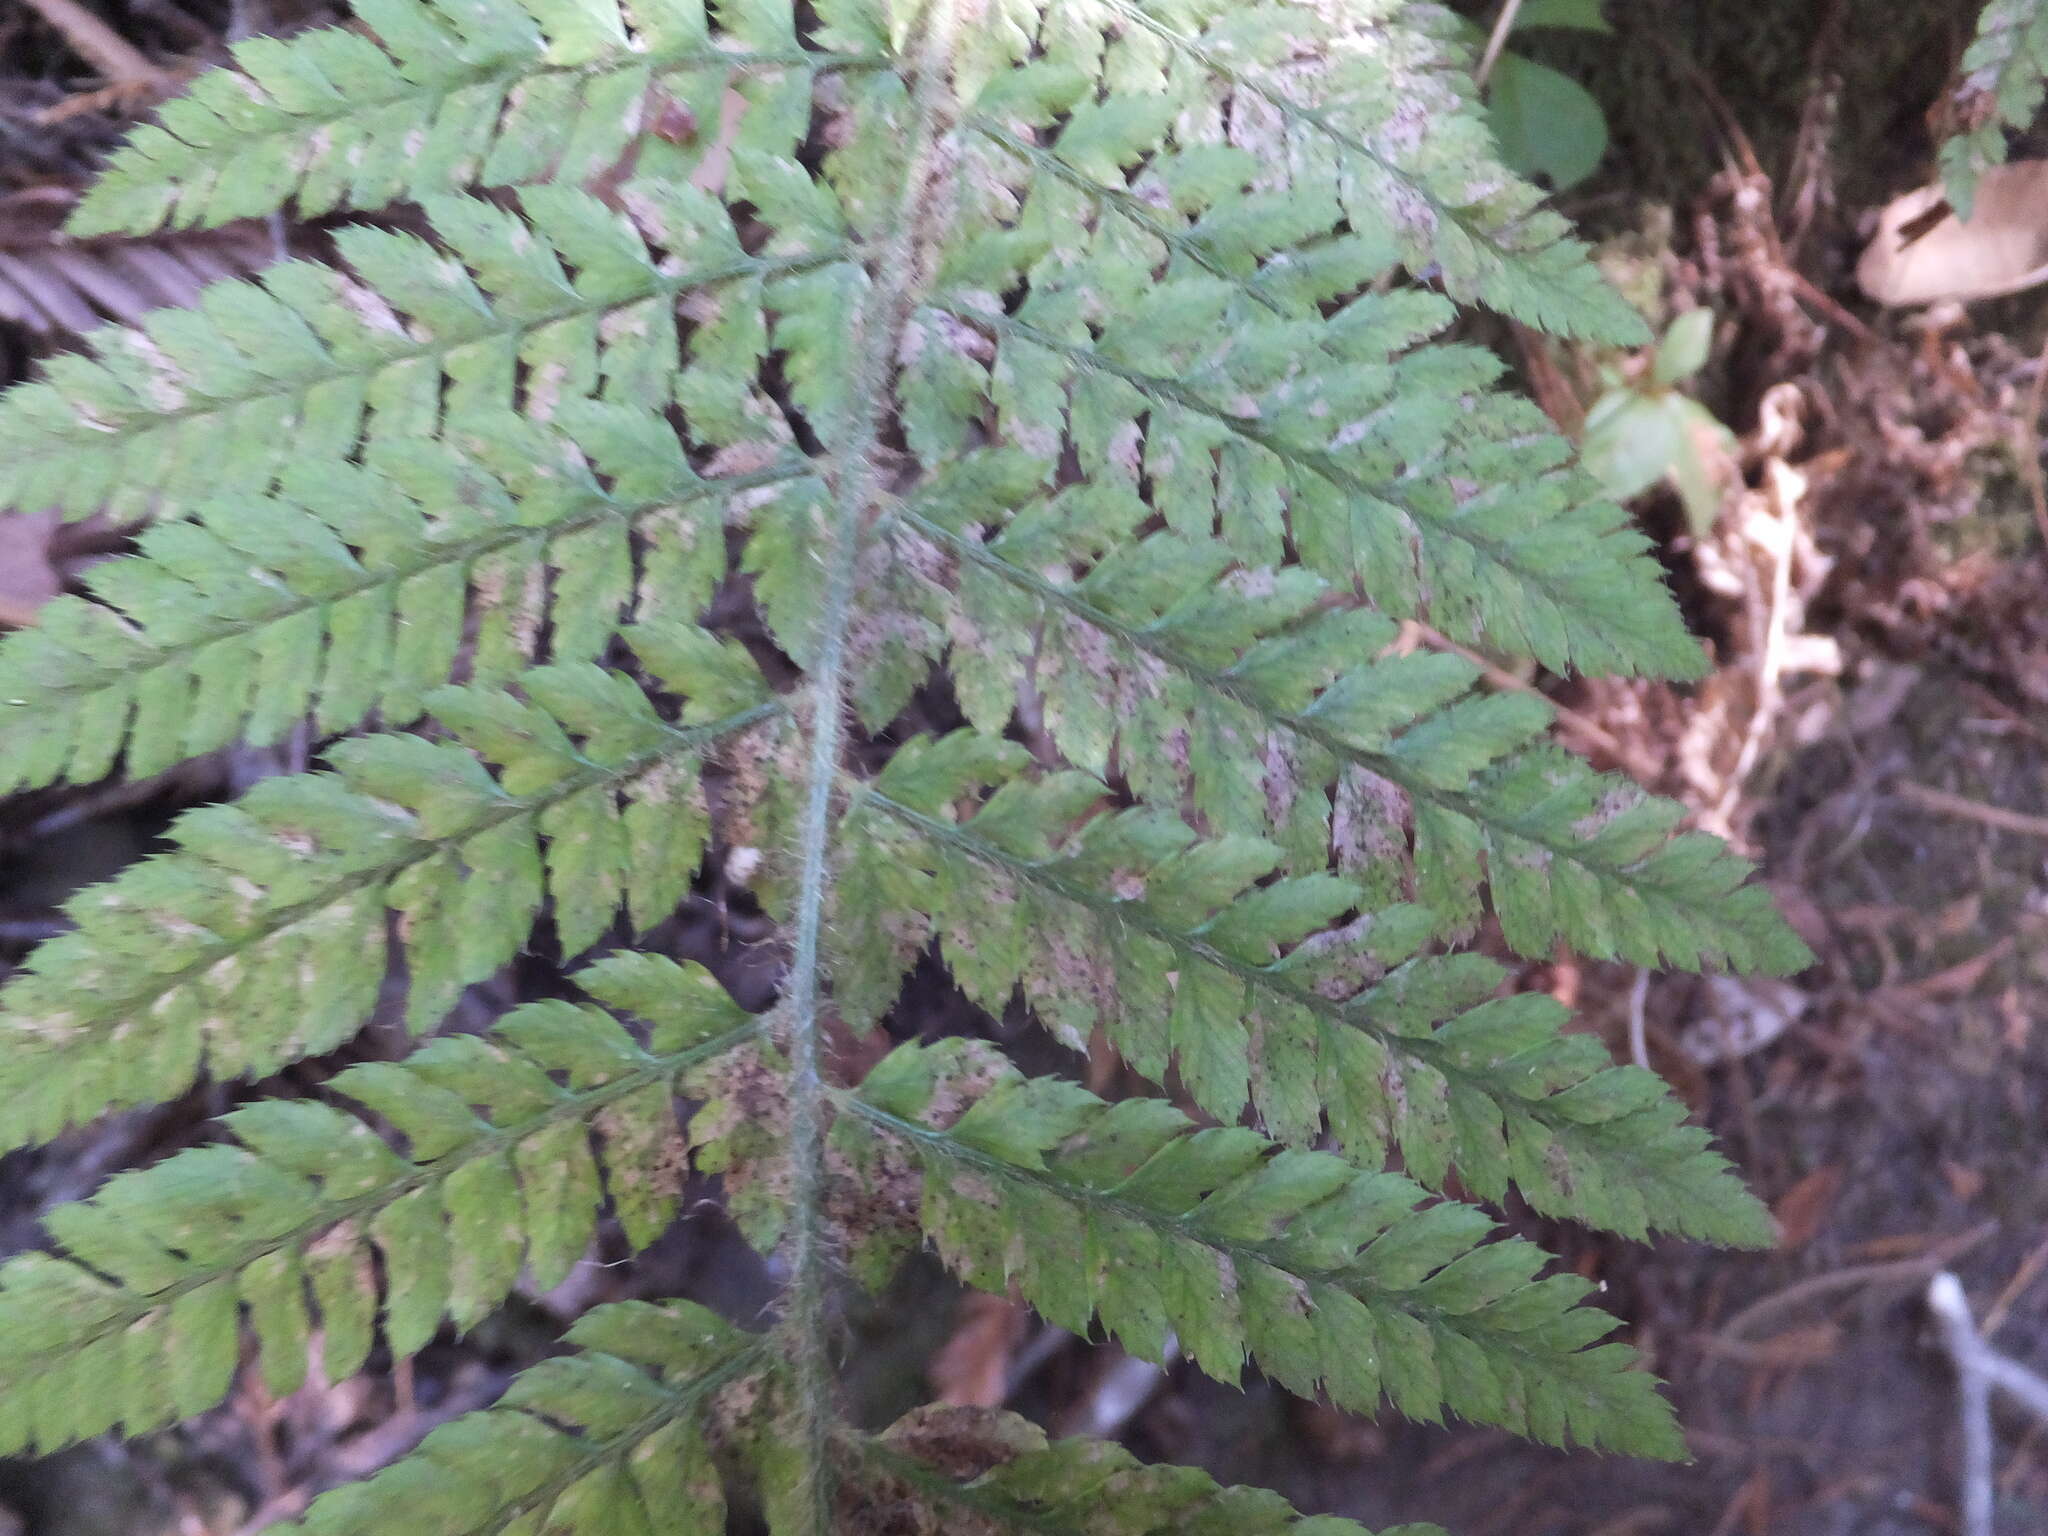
[0,1,1813,1532]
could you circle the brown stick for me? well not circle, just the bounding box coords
[22,0,174,92]
[1896,780,2048,842]
[2017,332,2048,556]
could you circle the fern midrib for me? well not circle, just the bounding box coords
[0,701,780,1060]
[862,789,1583,1124]
[778,6,968,1527]
[895,508,1711,913]
[935,305,1642,634]
[843,1093,1620,1370]
[1,246,844,476]
[8,1019,761,1364]
[0,460,810,716]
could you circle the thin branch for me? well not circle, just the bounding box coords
[22,0,175,94]
[1626,967,1652,1070]
[1407,617,1629,762]
[1896,781,2048,842]
[1475,0,1527,89]
[1704,1222,1997,1367]
[2015,331,2048,555]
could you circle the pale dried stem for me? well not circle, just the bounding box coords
[1474,0,1525,89]
[1705,1221,1996,1372]
[1626,967,1651,1071]
[1929,1271,2048,1536]
[1713,463,1800,832]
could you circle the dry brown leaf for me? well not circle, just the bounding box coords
[0,509,62,628]
[0,186,276,337]
[1771,1164,1843,1251]
[927,1291,1028,1408]
[1857,161,2048,305]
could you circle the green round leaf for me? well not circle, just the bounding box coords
[1581,389,1683,502]
[1486,55,1609,191]
[1514,0,1612,33]
[1652,308,1714,387]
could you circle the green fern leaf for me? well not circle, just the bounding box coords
[1941,0,2048,215]
[0,188,833,519]
[0,959,753,1454]
[858,1404,1444,1535]
[847,1039,1689,1458]
[0,653,782,1149]
[285,1300,761,1535]
[67,0,884,238]
[840,731,1773,1245]
[0,428,805,791]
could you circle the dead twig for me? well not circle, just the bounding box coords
[2014,332,2048,556]
[1983,1231,2048,1340]
[1895,781,2048,842]
[1930,1272,2048,1536]
[1474,0,1525,90]
[1626,967,1652,1071]
[1704,1222,1997,1377]
[22,0,178,99]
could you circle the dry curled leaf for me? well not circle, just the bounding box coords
[1771,1164,1843,1251]
[1857,161,2048,305]
[927,1291,1029,1409]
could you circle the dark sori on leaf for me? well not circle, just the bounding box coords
[0,0,1816,1532]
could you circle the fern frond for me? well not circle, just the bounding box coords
[0,186,834,519]
[0,959,754,1454]
[0,421,809,792]
[0,651,789,1150]
[1940,0,2048,215]
[286,1300,762,1535]
[950,0,1644,342]
[887,488,1803,975]
[857,1404,1443,1536]
[840,732,1773,1247]
[68,0,887,238]
[951,304,1693,680]
[845,1039,1688,1458]
[0,0,1813,1519]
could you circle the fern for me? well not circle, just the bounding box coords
[1941,0,2048,215]
[0,1,1813,1532]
